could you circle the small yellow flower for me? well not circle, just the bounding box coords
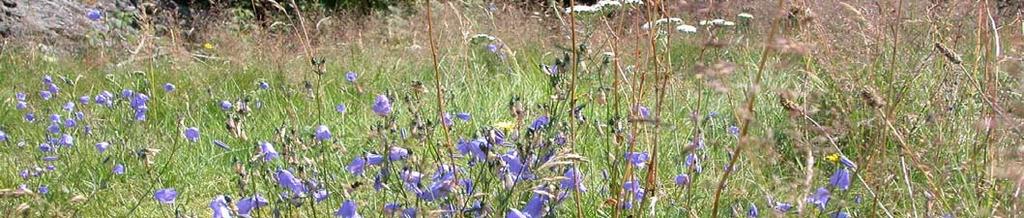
[825,153,840,163]
[493,121,516,131]
[203,43,214,50]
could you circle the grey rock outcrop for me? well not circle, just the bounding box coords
[0,0,137,44]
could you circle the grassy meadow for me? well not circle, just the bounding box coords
[1,0,1022,217]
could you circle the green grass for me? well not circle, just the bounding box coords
[0,3,1017,217]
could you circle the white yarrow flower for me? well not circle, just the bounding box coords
[642,17,683,29]
[676,24,697,33]
[565,5,599,14]
[701,19,735,26]
[623,0,644,5]
[738,13,754,19]
[470,34,497,44]
[595,0,622,10]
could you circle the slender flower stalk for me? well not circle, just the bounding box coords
[709,0,785,216]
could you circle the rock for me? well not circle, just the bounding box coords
[0,0,138,51]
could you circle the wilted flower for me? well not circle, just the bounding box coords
[829,167,851,190]
[373,95,392,116]
[346,71,358,82]
[154,188,177,204]
[315,125,332,141]
[335,200,362,218]
[748,203,759,217]
[260,141,279,161]
[95,142,110,153]
[184,127,200,142]
[738,13,754,19]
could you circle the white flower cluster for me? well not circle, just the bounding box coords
[639,17,698,34]
[699,19,736,26]
[675,24,697,33]
[622,0,643,5]
[470,34,497,44]
[564,5,599,14]
[738,13,754,19]
[641,17,683,29]
[564,0,641,14]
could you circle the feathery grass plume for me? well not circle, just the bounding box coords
[778,92,803,114]
[860,87,886,108]
[935,42,962,64]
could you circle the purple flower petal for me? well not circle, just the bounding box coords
[154,188,177,204]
